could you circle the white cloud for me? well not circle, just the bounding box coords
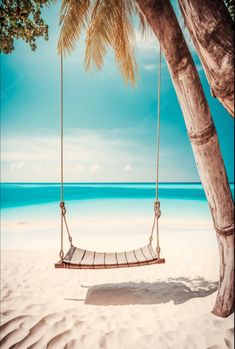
[124,163,132,172]
[74,163,85,173]
[135,29,159,55]
[29,164,42,172]
[89,164,101,173]
[1,129,155,182]
[10,161,24,171]
[143,64,157,71]
[2,127,199,182]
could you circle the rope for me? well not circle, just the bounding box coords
[59,53,64,261]
[156,48,161,201]
[149,48,162,259]
[60,54,64,203]
[59,54,73,262]
[60,202,73,246]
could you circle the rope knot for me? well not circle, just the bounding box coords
[59,249,64,260]
[60,201,66,215]
[154,200,161,219]
[156,246,161,259]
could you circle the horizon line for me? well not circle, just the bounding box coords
[1,181,234,185]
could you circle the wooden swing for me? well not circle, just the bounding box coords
[55,50,165,270]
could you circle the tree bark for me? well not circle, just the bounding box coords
[178,0,234,117]
[136,0,234,317]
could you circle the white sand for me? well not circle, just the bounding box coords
[1,228,234,349]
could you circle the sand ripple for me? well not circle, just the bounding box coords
[1,233,234,349]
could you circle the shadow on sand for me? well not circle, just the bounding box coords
[80,277,218,306]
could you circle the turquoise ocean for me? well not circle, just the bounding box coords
[1,182,234,249]
[2,182,234,208]
[1,182,234,209]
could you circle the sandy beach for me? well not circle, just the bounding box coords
[1,223,234,349]
[1,0,234,345]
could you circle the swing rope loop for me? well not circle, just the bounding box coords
[60,200,73,246]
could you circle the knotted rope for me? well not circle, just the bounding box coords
[149,48,162,259]
[59,54,73,262]
[60,202,73,246]
[59,53,64,261]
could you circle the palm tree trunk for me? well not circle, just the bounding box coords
[136,0,234,317]
[178,0,234,117]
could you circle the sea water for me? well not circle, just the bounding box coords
[1,183,234,250]
[3,182,235,207]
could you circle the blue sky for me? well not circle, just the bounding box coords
[1,1,234,182]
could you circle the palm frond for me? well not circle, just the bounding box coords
[85,0,138,85]
[133,2,153,43]
[58,0,91,55]
[111,0,138,85]
[138,9,150,37]
[85,0,115,70]
[58,0,151,85]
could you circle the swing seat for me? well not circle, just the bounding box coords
[55,244,165,269]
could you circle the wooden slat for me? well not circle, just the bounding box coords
[94,252,105,265]
[151,245,157,259]
[141,245,153,261]
[55,257,165,269]
[57,244,165,269]
[148,244,157,259]
[63,246,76,263]
[104,252,117,266]
[125,250,138,264]
[134,247,147,263]
[116,251,127,265]
[80,250,95,265]
[70,248,86,265]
